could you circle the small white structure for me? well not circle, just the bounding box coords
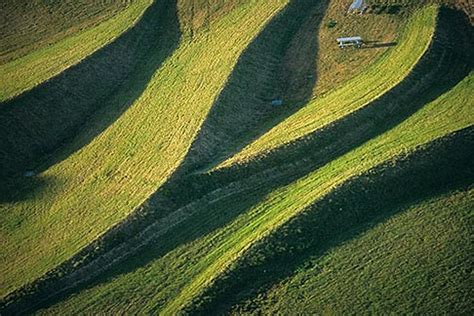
[337,36,363,48]
[348,0,367,13]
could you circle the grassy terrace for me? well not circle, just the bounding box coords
[31,7,472,314]
[218,6,437,168]
[0,0,152,100]
[0,0,289,297]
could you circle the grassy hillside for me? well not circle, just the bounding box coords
[0,0,152,100]
[0,5,466,314]
[232,187,474,314]
[0,0,472,314]
[35,69,473,316]
[0,0,176,180]
[0,0,290,298]
[218,5,437,168]
[181,0,406,174]
[0,0,414,299]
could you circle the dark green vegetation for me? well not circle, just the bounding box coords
[0,0,473,315]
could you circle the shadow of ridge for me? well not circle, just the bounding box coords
[361,41,397,49]
[187,126,474,314]
[0,0,181,181]
[0,174,57,204]
[175,0,329,176]
[0,6,470,315]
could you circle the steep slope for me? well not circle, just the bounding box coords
[0,1,472,315]
[218,5,438,168]
[179,0,404,175]
[37,70,473,315]
[161,72,473,315]
[0,0,180,180]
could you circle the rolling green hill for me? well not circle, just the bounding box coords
[0,0,472,314]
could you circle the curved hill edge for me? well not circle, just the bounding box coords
[216,5,438,169]
[0,0,153,101]
[0,0,291,301]
[0,0,180,180]
[187,126,474,314]
[2,8,470,311]
[161,71,474,313]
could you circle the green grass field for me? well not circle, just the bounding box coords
[0,0,472,314]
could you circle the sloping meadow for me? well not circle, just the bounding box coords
[0,1,472,314]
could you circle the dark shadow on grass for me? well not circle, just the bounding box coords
[0,174,57,204]
[369,4,404,15]
[361,41,397,49]
[0,7,472,315]
[176,0,329,175]
[187,126,474,314]
[0,0,181,182]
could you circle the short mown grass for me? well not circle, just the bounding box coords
[39,72,473,315]
[161,71,474,315]
[1,1,472,314]
[218,5,437,168]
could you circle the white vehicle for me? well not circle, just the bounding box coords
[337,36,363,48]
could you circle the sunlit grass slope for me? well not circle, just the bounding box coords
[0,0,180,180]
[218,5,437,168]
[178,0,406,174]
[161,73,474,315]
[234,188,473,314]
[0,0,152,101]
[0,0,289,297]
[40,70,473,316]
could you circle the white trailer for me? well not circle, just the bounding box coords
[337,36,363,48]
